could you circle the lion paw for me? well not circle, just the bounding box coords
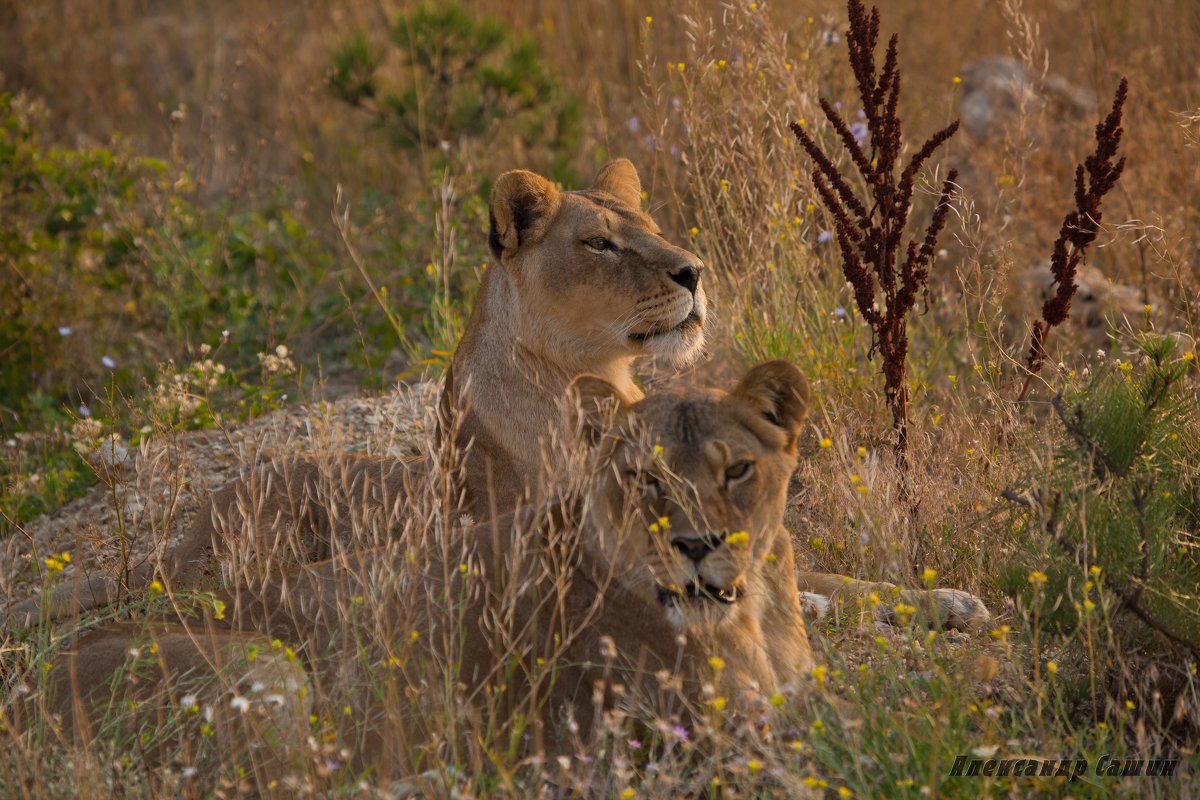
[799,592,831,621]
[930,588,992,631]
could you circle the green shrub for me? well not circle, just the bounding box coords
[329,2,582,182]
[1001,334,1200,650]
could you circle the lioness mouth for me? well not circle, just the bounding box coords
[657,581,743,607]
[629,310,703,343]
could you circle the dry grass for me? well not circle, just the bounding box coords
[2,0,1198,796]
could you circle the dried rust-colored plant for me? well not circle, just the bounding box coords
[1017,78,1128,401]
[789,0,959,460]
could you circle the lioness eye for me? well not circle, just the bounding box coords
[725,461,754,483]
[584,237,614,251]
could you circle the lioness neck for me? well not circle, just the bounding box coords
[444,266,640,513]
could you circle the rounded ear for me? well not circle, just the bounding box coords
[566,374,630,445]
[488,170,562,260]
[591,158,642,211]
[730,360,810,443]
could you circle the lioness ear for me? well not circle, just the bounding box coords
[591,158,642,211]
[489,169,562,260]
[566,375,630,445]
[731,360,810,446]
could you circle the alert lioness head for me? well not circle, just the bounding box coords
[450,158,708,512]
[485,159,707,369]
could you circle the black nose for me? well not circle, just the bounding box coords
[670,533,724,563]
[669,263,702,296]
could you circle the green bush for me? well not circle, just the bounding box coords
[329,2,582,182]
[1001,334,1200,650]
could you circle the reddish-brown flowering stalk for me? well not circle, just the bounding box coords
[1018,78,1128,401]
[789,0,959,460]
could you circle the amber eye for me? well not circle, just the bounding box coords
[584,236,615,252]
[725,460,754,484]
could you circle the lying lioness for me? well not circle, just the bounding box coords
[41,362,985,786]
[9,158,709,621]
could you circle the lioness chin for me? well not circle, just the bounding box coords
[9,158,709,623]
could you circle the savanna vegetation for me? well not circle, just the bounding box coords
[1,0,1197,797]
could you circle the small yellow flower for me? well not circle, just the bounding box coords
[148,643,158,654]
[1083,599,1096,612]
[726,530,749,548]
[819,437,832,449]
[246,644,257,661]
[658,516,671,530]
[60,552,71,563]
[709,656,726,671]
[653,444,664,456]
[769,692,785,706]
[857,446,867,458]
[458,563,468,574]
[1125,700,1136,710]
[43,556,64,573]
[212,599,226,620]
[990,624,1012,641]
[718,59,727,68]
[622,790,636,800]
[838,788,853,799]
[1089,565,1102,577]
[648,522,660,533]
[811,665,828,684]
[410,630,420,642]
[802,776,828,788]
[952,75,962,84]
[676,62,685,73]
[747,759,762,773]
[763,553,777,563]
[149,580,164,595]
[1028,570,1048,587]
[921,568,937,586]
[710,696,727,711]
[850,473,860,484]
[644,15,652,23]
[720,179,729,192]
[1182,351,1195,363]
[688,226,699,235]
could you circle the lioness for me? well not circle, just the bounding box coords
[41,362,985,783]
[10,158,708,622]
[43,362,815,778]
